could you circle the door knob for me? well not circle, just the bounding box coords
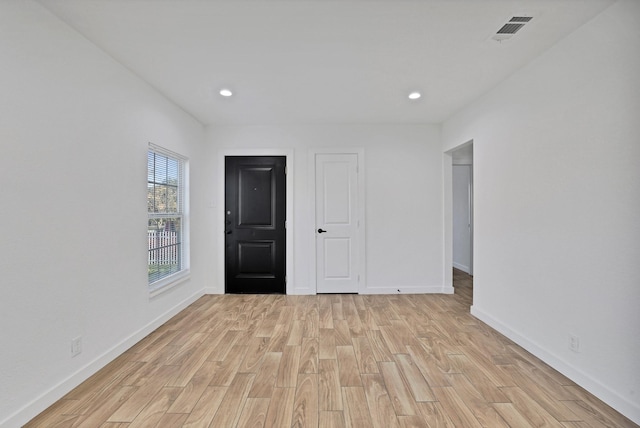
[317,228,327,233]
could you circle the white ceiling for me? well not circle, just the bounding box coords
[38,0,614,126]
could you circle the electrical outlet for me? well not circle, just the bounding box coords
[71,336,82,357]
[569,334,580,353]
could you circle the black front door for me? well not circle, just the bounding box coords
[225,156,286,294]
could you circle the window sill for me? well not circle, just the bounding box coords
[149,270,190,298]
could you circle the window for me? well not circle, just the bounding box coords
[147,144,188,290]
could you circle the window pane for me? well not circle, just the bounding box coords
[147,183,155,212]
[167,157,179,183]
[167,185,178,212]
[152,184,166,213]
[148,216,182,283]
[155,154,167,184]
[147,152,155,182]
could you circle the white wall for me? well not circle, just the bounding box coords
[443,1,640,423]
[205,124,448,295]
[0,2,207,426]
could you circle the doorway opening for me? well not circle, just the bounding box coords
[453,268,473,309]
[447,141,474,301]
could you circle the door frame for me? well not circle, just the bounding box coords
[444,139,473,294]
[308,148,366,294]
[218,149,294,294]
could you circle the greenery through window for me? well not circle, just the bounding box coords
[147,146,186,286]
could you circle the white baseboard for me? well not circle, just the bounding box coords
[291,288,316,295]
[470,305,640,426]
[440,285,455,294]
[361,285,454,294]
[3,290,204,428]
[203,285,455,296]
[452,262,470,273]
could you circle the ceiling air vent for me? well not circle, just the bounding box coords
[509,16,533,23]
[492,16,533,42]
[497,23,525,35]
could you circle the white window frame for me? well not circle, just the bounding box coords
[147,143,190,296]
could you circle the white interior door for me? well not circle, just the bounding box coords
[315,153,359,293]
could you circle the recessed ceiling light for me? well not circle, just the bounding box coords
[219,89,233,97]
[408,92,421,100]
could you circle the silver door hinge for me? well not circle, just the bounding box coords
[285,165,288,175]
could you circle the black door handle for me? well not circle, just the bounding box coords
[225,230,232,235]
[317,228,327,233]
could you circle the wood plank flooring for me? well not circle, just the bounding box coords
[25,270,637,427]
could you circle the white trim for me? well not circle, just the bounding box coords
[443,152,454,290]
[468,164,474,276]
[362,285,454,295]
[217,149,294,294]
[148,270,191,298]
[471,305,640,425]
[452,262,470,274]
[2,290,204,428]
[291,287,316,296]
[308,147,366,294]
[148,141,188,161]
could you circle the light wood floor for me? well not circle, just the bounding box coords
[26,270,637,427]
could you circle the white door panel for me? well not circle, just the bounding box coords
[316,153,359,293]
[323,162,351,224]
[324,238,351,278]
